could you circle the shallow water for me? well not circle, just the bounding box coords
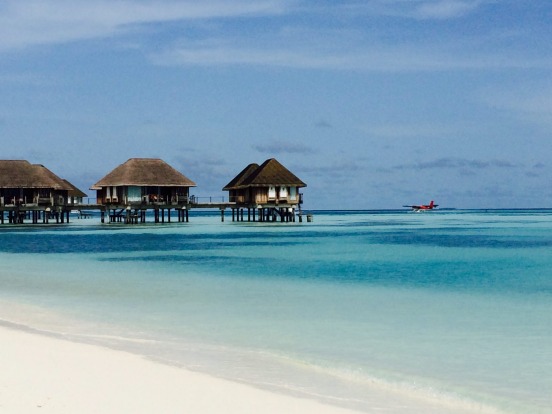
[0,210,551,413]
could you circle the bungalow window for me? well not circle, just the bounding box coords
[268,186,276,199]
[289,186,297,201]
[127,186,142,202]
[279,186,288,199]
[39,189,50,198]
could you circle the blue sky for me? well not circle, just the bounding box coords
[1,1,551,209]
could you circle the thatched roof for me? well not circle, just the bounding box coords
[62,179,87,198]
[222,163,259,191]
[0,160,72,190]
[228,158,306,189]
[33,164,73,191]
[91,158,196,189]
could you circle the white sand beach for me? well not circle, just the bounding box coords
[0,325,364,414]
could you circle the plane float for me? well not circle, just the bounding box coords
[403,200,439,212]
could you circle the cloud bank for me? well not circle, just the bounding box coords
[253,140,312,155]
[2,0,549,74]
[0,0,287,51]
[394,157,519,171]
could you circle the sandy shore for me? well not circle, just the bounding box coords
[0,325,364,414]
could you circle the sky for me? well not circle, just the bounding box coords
[1,0,552,209]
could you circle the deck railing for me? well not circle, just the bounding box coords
[227,195,304,205]
[191,196,225,204]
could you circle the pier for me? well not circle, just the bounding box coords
[1,157,306,225]
[0,199,305,225]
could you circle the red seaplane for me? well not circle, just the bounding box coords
[403,200,439,212]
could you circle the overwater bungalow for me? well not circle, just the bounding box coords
[223,158,306,222]
[91,158,196,223]
[0,160,75,224]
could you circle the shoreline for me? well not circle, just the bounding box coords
[0,320,508,414]
[0,323,364,414]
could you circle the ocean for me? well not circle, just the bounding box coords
[0,210,550,413]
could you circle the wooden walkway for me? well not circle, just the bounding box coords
[1,201,305,225]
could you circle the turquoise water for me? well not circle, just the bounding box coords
[0,210,551,413]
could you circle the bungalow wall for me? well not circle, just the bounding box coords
[97,186,191,205]
[228,186,299,205]
[0,188,67,206]
[254,186,299,204]
[228,189,253,204]
[68,196,84,206]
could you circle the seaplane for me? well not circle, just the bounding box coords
[403,200,438,212]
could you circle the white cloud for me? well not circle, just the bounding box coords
[1,0,548,75]
[394,157,519,171]
[334,0,488,20]
[151,33,552,72]
[305,0,488,21]
[0,0,288,51]
[253,140,312,155]
[152,43,346,69]
[414,0,483,20]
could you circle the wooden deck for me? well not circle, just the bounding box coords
[1,200,304,224]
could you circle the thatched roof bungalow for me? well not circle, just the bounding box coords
[0,160,73,206]
[223,158,306,206]
[91,158,196,205]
